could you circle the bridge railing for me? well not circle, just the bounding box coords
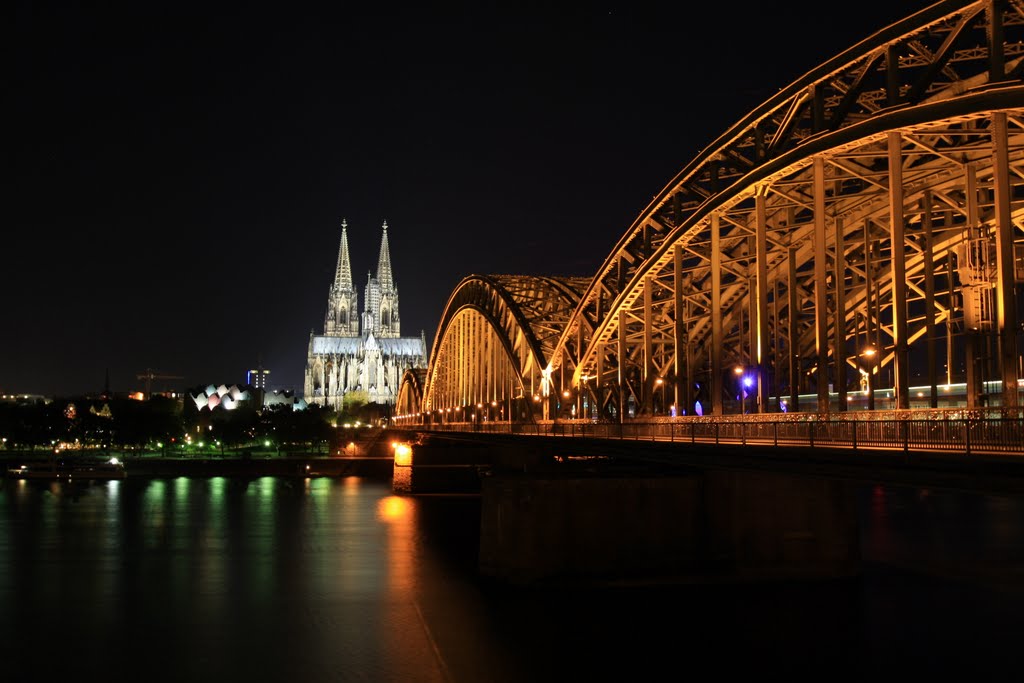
[399,414,1024,456]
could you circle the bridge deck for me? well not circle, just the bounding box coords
[397,427,1024,497]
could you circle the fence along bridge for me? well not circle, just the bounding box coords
[395,0,1024,456]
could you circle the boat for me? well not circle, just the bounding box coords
[6,457,127,481]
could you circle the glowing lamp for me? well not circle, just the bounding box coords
[393,443,413,467]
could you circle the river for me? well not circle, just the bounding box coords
[1,473,1021,682]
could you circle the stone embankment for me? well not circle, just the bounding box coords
[3,429,404,480]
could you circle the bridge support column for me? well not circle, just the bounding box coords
[993,111,1020,411]
[923,197,939,409]
[618,310,627,422]
[755,191,770,413]
[673,244,688,416]
[814,157,831,413]
[888,132,910,410]
[711,214,723,416]
[834,217,847,411]
[788,247,800,412]
[391,436,520,494]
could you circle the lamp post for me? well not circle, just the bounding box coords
[861,346,877,410]
[734,366,745,414]
[541,366,552,421]
[732,366,756,415]
[508,378,515,427]
[578,375,587,419]
[654,377,664,415]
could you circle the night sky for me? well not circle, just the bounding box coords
[8,0,925,398]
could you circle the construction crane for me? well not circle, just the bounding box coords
[136,368,184,399]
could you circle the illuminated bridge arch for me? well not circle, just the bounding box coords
[395,368,427,419]
[542,0,1024,419]
[419,274,588,422]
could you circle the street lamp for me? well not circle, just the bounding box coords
[861,346,878,410]
[508,377,516,426]
[734,366,745,414]
[733,366,755,414]
[579,374,591,420]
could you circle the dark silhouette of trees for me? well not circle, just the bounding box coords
[0,393,343,455]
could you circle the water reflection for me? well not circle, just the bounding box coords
[0,476,1021,682]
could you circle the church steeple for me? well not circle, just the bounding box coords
[334,218,353,290]
[376,220,393,290]
[361,220,400,338]
[305,216,427,409]
[324,218,359,337]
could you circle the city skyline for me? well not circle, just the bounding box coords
[8,0,919,397]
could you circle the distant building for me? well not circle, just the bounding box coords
[0,393,49,405]
[263,389,304,410]
[246,365,271,408]
[190,383,306,412]
[247,367,270,390]
[304,219,427,409]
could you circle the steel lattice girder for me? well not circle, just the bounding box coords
[396,368,427,417]
[531,0,1024,418]
[423,275,587,413]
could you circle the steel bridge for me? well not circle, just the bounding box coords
[396,0,1024,437]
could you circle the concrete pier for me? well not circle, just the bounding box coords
[390,435,518,494]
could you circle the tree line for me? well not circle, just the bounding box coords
[0,392,372,454]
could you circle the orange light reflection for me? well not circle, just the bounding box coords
[377,495,413,522]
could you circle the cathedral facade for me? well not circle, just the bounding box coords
[304,220,427,409]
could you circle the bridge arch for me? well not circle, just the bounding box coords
[420,274,588,423]
[541,0,1024,419]
[395,368,427,421]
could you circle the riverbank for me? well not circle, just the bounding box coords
[2,452,395,480]
[2,427,406,479]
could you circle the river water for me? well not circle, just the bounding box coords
[1,473,1021,682]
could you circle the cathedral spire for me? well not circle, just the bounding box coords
[376,220,393,290]
[324,218,359,337]
[333,219,353,291]
[305,215,426,408]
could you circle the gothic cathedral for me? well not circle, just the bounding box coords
[304,220,427,409]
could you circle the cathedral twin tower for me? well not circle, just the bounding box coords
[304,220,426,409]
[324,219,400,339]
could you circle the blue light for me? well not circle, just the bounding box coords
[742,375,754,389]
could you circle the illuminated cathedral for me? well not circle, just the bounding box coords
[304,219,427,409]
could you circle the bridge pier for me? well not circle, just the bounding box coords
[478,468,861,586]
[391,436,536,494]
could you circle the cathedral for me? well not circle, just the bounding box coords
[304,219,427,410]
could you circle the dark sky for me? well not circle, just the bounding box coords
[8,0,925,398]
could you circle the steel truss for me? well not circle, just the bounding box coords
[416,0,1024,423]
[415,275,588,422]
